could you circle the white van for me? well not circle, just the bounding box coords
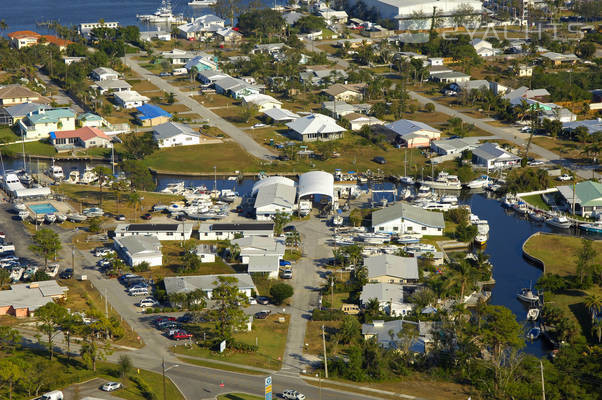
[41,390,64,400]
[172,68,187,76]
[129,287,149,296]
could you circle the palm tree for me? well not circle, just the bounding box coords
[93,166,111,208]
[445,260,477,301]
[584,294,602,323]
[592,318,602,343]
[0,20,7,34]
[126,192,142,222]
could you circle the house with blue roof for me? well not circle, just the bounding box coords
[184,55,218,72]
[135,104,172,127]
[17,108,76,140]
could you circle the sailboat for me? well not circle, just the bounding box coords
[398,149,415,185]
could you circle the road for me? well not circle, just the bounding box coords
[123,54,276,161]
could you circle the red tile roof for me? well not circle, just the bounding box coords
[41,35,73,47]
[7,31,42,39]
[52,127,111,142]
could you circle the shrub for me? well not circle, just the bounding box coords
[312,308,345,321]
[425,103,435,112]
[130,376,157,400]
[270,283,294,305]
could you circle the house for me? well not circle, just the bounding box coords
[64,56,85,66]
[77,112,105,128]
[300,67,348,86]
[113,236,163,267]
[385,119,441,140]
[95,79,132,95]
[254,183,297,220]
[195,244,216,263]
[177,15,226,39]
[214,77,260,99]
[319,8,348,24]
[161,49,209,65]
[263,108,300,123]
[233,236,285,278]
[283,11,304,25]
[471,38,495,57]
[471,142,520,169]
[251,43,290,57]
[113,91,150,109]
[50,127,112,151]
[7,31,41,48]
[540,107,577,123]
[431,71,471,84]
[541,52,579,65]
[398,132,431,148]
[164,274,256,302]
[0,85,42,106]
[321,101,357,118]
[322,83,365,102]
[198,222,274,240]
[242,94,282,113]
[114,223,193,241]
[79,21,119,39]
[286,113,346,142]
[216,27,243,44]
[362,319,434,353]
[428,57,444,66]
[0,281,68,317]
[2,103,49,125]
[562,120,602,135]
[365,254,419,283]
[0,108,11,126]
[360,283,412,316]
[372,202,445,235]
[152,122,200,148]
[344,113,383,130]
[140,30,172,41]
[197,70,230,85]
[430,138,474,156]
[503,86,550,105]
[91,67,120,82]
[18,108,76,140]
[516,64,533,77]
[457,80,490,93]
[136,104,172,127]
[557,181,602,217]
[184,55,218,72]
[40,35,73,51]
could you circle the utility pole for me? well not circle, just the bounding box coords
[330,279,334,310]
[104,287,108,318]
[321,325,328,378]
[162,358,167,400]
[540,360,546,400]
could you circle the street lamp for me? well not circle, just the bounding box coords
[162,358,179,400]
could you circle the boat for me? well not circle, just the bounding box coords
[220,189,238,203]
[512,201,528,215]
[17,210,29,220]
[546,215,572,229]
[167,202,186,213]
[227,176,238,181]
[67,213,87,223]
[358,233,390,244]
[528,211,545,223]
[18,171,34,186]
[188,0,217,6]
[439,195,458,204]
[501,195,516,208]
[161,182,185,194]
[66,170,80,184]
[396,234,422,244]
[399,176,415,185]
[11,202,27,213]
[416,185,432,198]
[421,172,462,190]
[47,165,64,181]
[579,222,602,234]
[45,263,59,277]
[405,243,436,253]
[45,213,57,223]
[517,288,539,303]
[79,166,98,184]
[465,175,490,189]
[527,308,540,321]
[476,221,489,235]
[333,236,355,246]
[474,233,488,246]
[332,215,343,226]
[55,213,67,223]
[527,326,541,340]
[137,0,187,24]
[298,200,312,216]
[83,207,104,217]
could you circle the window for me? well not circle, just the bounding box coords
[167,232,173,236]
[407,226,413,231]
[438,228,442,232]
[393,226,399,231]
[422,226,427,231]
[379,227,384,231]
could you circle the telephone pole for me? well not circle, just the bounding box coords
[321,325,328,378]
[540,360,546,400]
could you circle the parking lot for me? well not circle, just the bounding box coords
[61,378,122,400]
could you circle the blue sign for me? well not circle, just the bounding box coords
[265,376,272,400]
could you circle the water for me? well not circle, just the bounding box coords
[29,203,58,214]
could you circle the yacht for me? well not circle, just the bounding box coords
[517,288,539,303]
[298,200,312,217]
[188,0,217,6]
[67,213,87,222]
[55,213,67,223]
[11,202,27,213]
[546,215,572,229]
[45,213,57,224]
[421,172,462,190]
[399,176,415,185]
[512,201,529,215]
[579,222,602,234]
[162,182,185,194]
[137,0,187,24]
[405,243,436,254]
[526,326,541,340]
[416,185,432,198]
[474,233,488,246]
[79,166,98,184]
[18,170,34,186]
[465,175,490,189]
[358,233,390,244]
[528,211,545,223]
[527,308,540,321]
[332,215,343,226]
[439,195,458,204]
[17,210,29,220]
[501,195,516,208]
[48,165,64,180]
[66,170,80,184]
[396,234,422,244]
[220,189,238,203]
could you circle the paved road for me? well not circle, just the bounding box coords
[123,54,276,161]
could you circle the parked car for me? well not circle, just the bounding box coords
[141,213,153,220]
[280,268,293,279]
[558,174,572,181]
[59,268,73,279]
[158,321,179,331]
[159,72,171,77]
[248,297,257,305]
[373,156,386,164]
[128,287,149,296]
[283,225,296,233]
[254,310,271,319]
[153,316,177,326]
[40,390,64,400]
[283,389,305,400]
[101,382,122,392]
[256,296,270,305]
[528,160,544,166]
[138,298,159,308]
[116,214,126,221]
[171,330,193,340]
[279,259,292,267]
[94,248,114,257]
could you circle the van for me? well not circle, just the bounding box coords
[341,304,360,315]
[172,68,187,76]
[41,390,64,400]
[129,287,149,296]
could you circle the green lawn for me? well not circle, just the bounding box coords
[521,194,551,211]
[4,140,56,157]
[175,356,264,375]
[173,314,289,370]
[0,126,19,142]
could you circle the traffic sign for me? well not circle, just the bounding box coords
[265,376,272,400]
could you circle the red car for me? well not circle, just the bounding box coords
[141,213,152,220]
[171,330,193,340]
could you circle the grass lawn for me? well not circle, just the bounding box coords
[175,356,264,375]
[59,279,144,348]
[304,320,342,356]
[173,314,289,370]
[5,140,56,157]
[193,94,238,108]
[127,79,161,93]
[218,394,263,400]
[157,241,234,279]
[0,126,19,142]
[161,103,191,113]
[546,287,602,342]
[532,136,588,163]
[521,194,550,211]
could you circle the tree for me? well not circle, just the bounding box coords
[576,238,596,285]
[0,360,22,400]
[294,15,326,34]
[88,216,102,233]
[424,102,435,112]
[35,302,68,360]
[338,315,361,344]
[270,283,293,305]
[454,220,478,242]
[180,248,201,273]
[127,192,142,221]
[584,294,602,324]
[31,270,51,282]
[61,313,83,360]
[213,0,242,26]
[30,228,62,268]
[93,165,112,207]
[208,276,249,341]
[132,261,150,272]
[237,8,285,39]
[164,91,175,105]
[272,211,291,236]
[121,160,156,191]
[80,340,104,372]
[0,326,21,354]
[480,305,524,362]
[27,359,53,397]
[121,132,158,160]
[445,260,477,300]
[240,103,258,123]
[118,354,133,378]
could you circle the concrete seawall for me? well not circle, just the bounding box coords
[522,232,546,272]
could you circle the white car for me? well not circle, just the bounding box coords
[283,390,305,400]
[558,174,572,181]
[138,298,159,308]
[94,248,114,257]
[101,382,122,392]
[248,297,257,305]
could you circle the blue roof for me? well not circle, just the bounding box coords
[136,104,172,120]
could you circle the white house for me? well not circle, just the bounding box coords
[164,274,256,302]
[242,94,282,113]
[362,319,434,353]
[471,142,520,169]
[113,223,193,241]
[360,283,413,316]
[365,254,419,283]
[161,49,210,65]
[113,91,150,109]
[232,236,285,279]
[91,67,119,82]
[195,244,216,263]
[344,113,383,130]
[286,113,346,142]
[113,235,163,267]
[471,39,495,57]
[153,122,201,148]
[95,79,132,95]
[372,202,445,235]
[254,183,297,221]
[197,70,231,85]
[18,108,76,140]
[214,77,259,99]
[263,108,300,123]
[177,15,225,40]
[385,119,441,140]
[198,222,274,240]
[430,138,474,156]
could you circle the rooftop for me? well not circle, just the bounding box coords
[115,223,193,233]
[0,280,68,311]
[153,122,199,140]
[114,235,162,255]
[0,85,41,100]
[163,274,256,296]
[136,104,172,120]
[472,142,520,161]
[365,254,419,280]
[558,181,602,207]
[50,127,111,141]
[286,113,346,135]
[385,119,440,136]
[198,222,274,232]
[254,182,297,209]
[372,201,445,228]
[360,282,405,304]
[114,91,150,103]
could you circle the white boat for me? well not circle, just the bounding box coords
[17,210,29,220]
[227,176,238,181]
[501,195,516,208]
[9,267,24,282]
[421,172,462,190]
[399,187,412,200]
[405,243,436,253]
[55,213,67,223]
[416,185,432,198]
[66,170,80,184]
[465,175,490,189]
[359,233,390,244]
[188,0,217,6]
[45,263,59,277]
[18,171,34,186]
[67,213,87,222]
[528,211,545,223]
[137,0,187,24]
[332,215,343,226]
[474,233,488,246]
[298,200,312,216]
[517,288,539,303]
[220,189,238,203]
[527,308,540,321]
[476,221,489,235]
[439,195,458,204]
[512,201,528,215]
[546,215,572,229]
[167,202,186,213]
[396,234,422,244]
[45,213,57,223]
[399,176,415,185]
[83,207,104,217]
[48,165,64,180]
[162,182,185,194]
[79,166,98,184]
[11,202,27,213]
[333,236,355,246]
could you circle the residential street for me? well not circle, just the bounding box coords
[123,54,276,161]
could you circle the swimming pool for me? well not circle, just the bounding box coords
[29,203,58,214]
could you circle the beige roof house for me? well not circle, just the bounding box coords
[0,85,44,106]
[365,254,419,283]
[322,83,365,102]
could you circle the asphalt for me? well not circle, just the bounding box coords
[122,54,276,161]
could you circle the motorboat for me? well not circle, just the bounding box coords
[399,176,415,185]
[45,263,59,277]
[465,175,490,189]
[517,288,539,303]
[18,171,34,186]
[55,213,67,223]
[474,233,488,246]
[404,243,436,253]
[83,207,104,217]
[416,185,432,198]
[137,0,187,24]
[161,182,185,194]
[11,202,27,213]
[396,234,422,244]
[79,166,98,184]
[188,0,217,5]
[332,215,343,226]
[439,195,458,204]
[153,204,168,212]
[476,221,489,235]
[526,326,541,340]
[528,211,545,223]
[501,195,516,208]
[399,187,412,200]
[220,189,238,203]
[579,222,602,234]
[167,202,186,213]
[358,233,390,244]
[512,201,529,215]
[9,267,24,282]
[22,266,38,280]
[422,202,452,212]
[333,236,355,246]
[67,213,87,223]
[17,210,29,220]
[527,308,540,321]
[48,165,64,181]
[546,215,572,229]
[66,170,80,184]
[45,213,57,223]
[298,200,312,217]
[421,172,462,190]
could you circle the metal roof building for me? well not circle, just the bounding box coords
[298,171,334,201]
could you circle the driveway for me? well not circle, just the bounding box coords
[62,378,122,400]
[123,54,276,161]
